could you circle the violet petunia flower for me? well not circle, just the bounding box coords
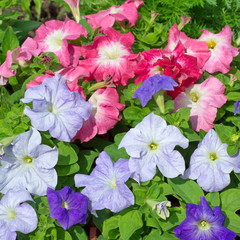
[0,128,58,196]
[0,190,38,240]
[183,129,240,192]
[21,74,92,142]
[47,186,88,230]
[173,196,237,240]
[119,113,189,182]
[74,151,134,213]
[234,100,240,115]
[133,74,178,107]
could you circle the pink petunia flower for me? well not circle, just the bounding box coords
[85,0,141,32]
[165,24,211,69]
[80,28,138,86]
[198,26,239,73]
[74,87,125,142]
[0,51,16,85]
[174,76,227,132]
[135,42,202,98]
[34,18,87,67]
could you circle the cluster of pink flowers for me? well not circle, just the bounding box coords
[0,0,239,138]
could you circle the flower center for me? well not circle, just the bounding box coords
[150,65,164,75]
[209,153,218,161]
[110,7,120,14]
[149,142,158,150]
[23,155,33,164]
[207,40,217,49]
[62,201,69,210]
[7,209,17,220]
[198,220,211,230]
[97,42,129,66]
[45,30,65,52]
[190,92,199,102]
[110,179,117,189]
[48,104,58,114]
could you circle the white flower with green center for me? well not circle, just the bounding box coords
[0,128,58,196]
[0,190,37,240]
[184,129,240,192]
[119,113,189,182]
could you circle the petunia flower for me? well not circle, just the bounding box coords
[80,28,138,86]
[0,128,58,196]
[0,190,38,240]
[47,186,88,230]
[34,18,87,66]
[198,26,239,73]
[74,87,125,142]
[85,0,141,32]
[74,151,134,213]
[174,76,227,132]
[174,196,237,240]
[234,100,240,115]
[134,43,202,98]
[0,51,16,85]
[133,74,178,106]
[165,24,210,69]
[183,129,240,192]
[22,74,92,142]
[119,113,189,182]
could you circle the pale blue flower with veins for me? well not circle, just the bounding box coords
[0,128,58,196]
[119,113,189,182]
[0,189,38,240]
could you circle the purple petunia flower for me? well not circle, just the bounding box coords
[234,100,240,115]
[132,74,178,107]
[74,151,134,214]
[183,129,240,192]
[173,196,237,240]
[21,74,92,142]
[47,186,88,230]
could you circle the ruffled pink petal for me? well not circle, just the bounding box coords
[0,50,16,85]
[74,88,125,142]
[199,26,239,73]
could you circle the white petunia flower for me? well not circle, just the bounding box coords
[0,128,58,196]
[183,129,240,192]
[119,113,189,182]
[0,189,38,240]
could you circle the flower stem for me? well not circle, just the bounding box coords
[153,90,165,114]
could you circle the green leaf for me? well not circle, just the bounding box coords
[220,189,240,212]
[227,91,240,101]
[78,150,98,174]
[102,215,120,239]
[132,183,148,205]
[223,210,240,234]
[69,226,88,240]
[168,178,204,204]
[56,142,78,165]
[143,229,162,240]
[123,106,151,122]
[205,192,220,207]
[55,163,80,176]
[119,210,143,240]
[2,26,19,57]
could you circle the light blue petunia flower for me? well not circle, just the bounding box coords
[0,189,38,240]
[74,151,134,213]
[119,113,189,182]
[21,74,92,142]
[0,128,58,196]
[183,129,240,192]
